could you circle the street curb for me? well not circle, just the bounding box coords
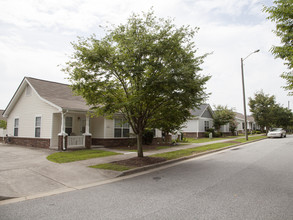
[118,137,267,177]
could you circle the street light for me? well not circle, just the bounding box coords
[241,49,260,141]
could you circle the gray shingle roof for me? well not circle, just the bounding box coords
[235,112,255,122]
[190,104,211,117]
[26,77,89,112]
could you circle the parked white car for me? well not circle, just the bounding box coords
[267,128,286,138]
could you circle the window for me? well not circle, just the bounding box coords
[114,119,129,138]
[35,117,41,137]
[14,118,19,136]
[204,121,210,131]
[65,117,73,135]
[242,122,245,129]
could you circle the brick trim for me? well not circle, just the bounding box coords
[7,137,50,148]
[92,137,164,147]
[183,132,206,138]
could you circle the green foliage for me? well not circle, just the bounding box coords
[0,120,7,129]
[249,90,293,131]
[64,9,210,157]
[204,132,210,138]
[271,104,293,128]
[249,91,276,132]
[47,150,121,163]
[213,105,236,131]
[142,129,154,145]
[214,132,222,137]
[263,1,293,94]
[229,119,238,135]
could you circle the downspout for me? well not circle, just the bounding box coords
[197,119,199,139]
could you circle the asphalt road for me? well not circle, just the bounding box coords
[1,136,293,219]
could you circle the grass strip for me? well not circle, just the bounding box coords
[181,137,234,144]
[236,136,267,143]
[47,149,121,163]
[90,163,133,171]
[150,142,235,160]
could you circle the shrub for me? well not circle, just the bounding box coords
[206,128,215,137]
[214,132,222,137]
[143,129,154,145]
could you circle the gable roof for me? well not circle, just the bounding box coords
[190,104,214,118]
[3,77,89,117]
[235,112,245,120]
[27,77,88,112]
[235,112,255,123]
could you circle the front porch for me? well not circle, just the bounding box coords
[51,111,92,151]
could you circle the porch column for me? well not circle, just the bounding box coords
[58,112,68,151]
[83,115,92,149]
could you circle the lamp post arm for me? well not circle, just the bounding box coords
[243,49,260,61]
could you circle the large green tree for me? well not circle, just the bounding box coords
[271,104,293,128]
[213,105,235,132]
[248,91,276,132]
[264,0,293,94]
[64,10,210,157]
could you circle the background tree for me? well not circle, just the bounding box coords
[264,0,293,94]
[213,105,235,132]
[248,91,276,133]
[271,104,293,128]
[0,120,7,129]
[64,10,210,157]
[229,119,238,136]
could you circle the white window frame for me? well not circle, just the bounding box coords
[14,117,19,136]
[114,118,130,138]
[204,121,210,131]
[35,116,41,138]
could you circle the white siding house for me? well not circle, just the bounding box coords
[2,77,162,150]
[235,112,259,134]
[0,110,7,140]
[181,104,214,138]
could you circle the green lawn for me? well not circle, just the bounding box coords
[151,136,267,160]
[181,137,233,144]
[235,135,267,143]
[47,149,121,163]
[150,142,235,160]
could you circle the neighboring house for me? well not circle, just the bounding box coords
[2,77,162,150]
[235,112,245,133]
[0,109,7,140]
[181,104,215,138]
[235,112,259,133]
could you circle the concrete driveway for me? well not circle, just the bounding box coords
[0,143,120,199]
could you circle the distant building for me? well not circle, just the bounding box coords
[0,109,7,140]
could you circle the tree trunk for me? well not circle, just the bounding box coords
[137,132,144,157]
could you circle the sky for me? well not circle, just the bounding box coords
[0,0,291,114]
